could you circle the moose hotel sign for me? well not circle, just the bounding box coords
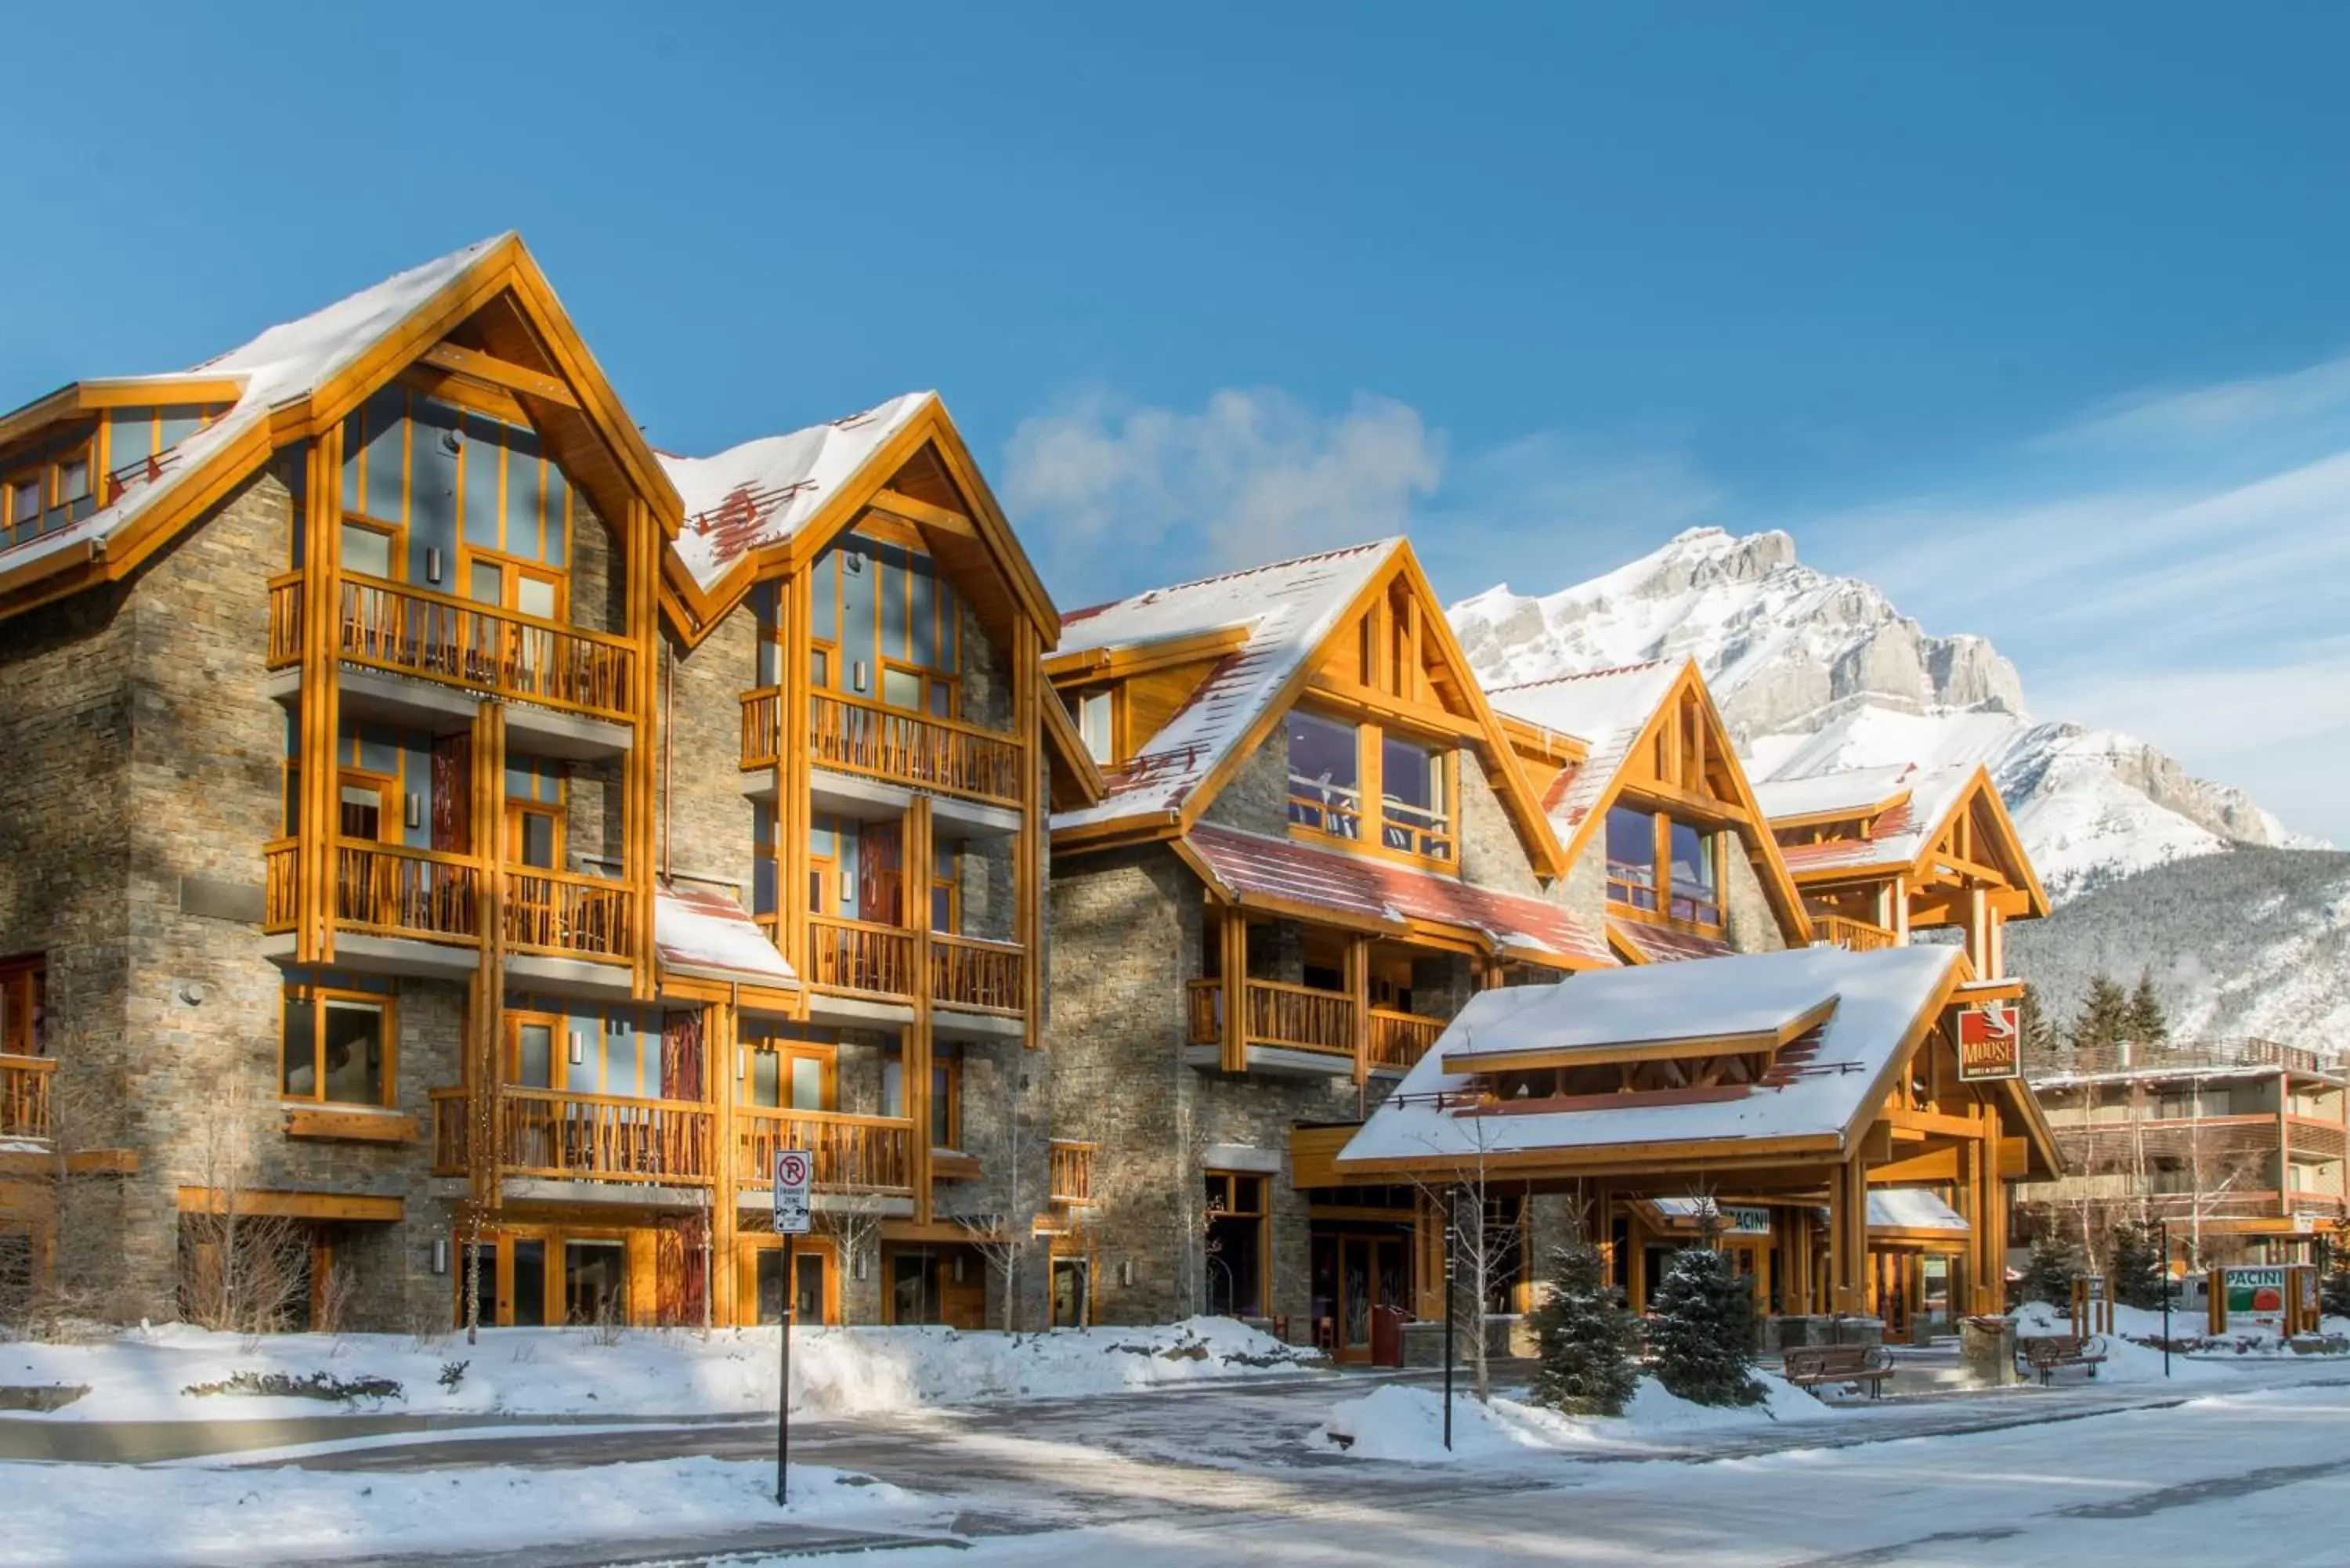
[1957,1001,2020,1082]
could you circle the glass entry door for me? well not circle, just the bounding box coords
[1334,1233,1409,1364]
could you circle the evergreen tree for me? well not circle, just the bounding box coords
[1647,1247,1764,1407]
[2069,974,2132,1060]
[2017,981,2052,1070]
[2124,970,2171,1050]
[2320,1237,2350,1322]
[1526,1237,1640,1417]
[2018,1230,2081,1309]
[2109,1219,2165,1311]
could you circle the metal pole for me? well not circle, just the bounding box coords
[2160,1219,2171,1379]
[777,1230,794,1506]
[1443,1186,1456,1453]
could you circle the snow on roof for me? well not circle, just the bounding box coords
[1486,662,1684,841]
[1338,943,1960,1166]
[0,235,508,576]
[1773,764,1979,877]
[653,881,797,986]
[660,392,935,591]
[1185,822,1611,966]
[1052,540,1400,830]
[1867,1187,1970,1231]
[1609,920,1735,964]
[1752,764,1918,823]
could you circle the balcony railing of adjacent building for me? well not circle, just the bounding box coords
[739,688,1024,807]
[1186,977,1444,1068]
[931,933,1024,1014]
[267,572,638,721]
[1049,1139,1098,1207]
[1813,914,1900,952]
[738,1107,916,1198]
[1,1054,54,1140]
[429,1087,710,1184]
[804,915,917,996]
[2052,1039,2341,1081]
[266,840,633,963]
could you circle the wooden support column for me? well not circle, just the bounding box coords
[907,795,935,1224]
[1892,877,1911,943]
[296,425,345,966]
[707,996,739,1326]
[1626,1209,1649,1314]
[1014,616,1043,1050]
[1220,905,1249,1074]
[1346,934,1370,1088]
[780,568,813,979]
[1842,1157,1872,1314]
[468,700,508,1216]
[624,499,660,999]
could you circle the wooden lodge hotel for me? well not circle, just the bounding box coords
[2,231,2272,1351]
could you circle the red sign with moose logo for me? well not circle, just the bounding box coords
[1957,1002,2020,1082]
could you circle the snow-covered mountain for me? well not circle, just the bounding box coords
[1448,526,2327,901]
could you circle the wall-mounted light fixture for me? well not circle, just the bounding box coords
[953,1253,965,1284]
[439,428,461,455]
[852,1253,867,1281]
[851,659,869,693]
[736,1046,747,1081]
[1121,1259,1135,1288]
[432,1238,450,1276]
[404,793,422,830]
[425,546,443,585]
[839,869,855,903]
[567,1031,585,1065]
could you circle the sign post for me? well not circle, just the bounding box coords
[772,1148,812,1508]
[2159,1220,2171,1378]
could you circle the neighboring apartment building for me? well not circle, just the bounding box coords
[2019,1041,2349,1269]
[0,236,1091,1332]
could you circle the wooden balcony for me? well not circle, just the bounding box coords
[738,1107,915,1198]
[804,914,916,997]
[430,1086,711,1185]
[1,1054,54,1141]
[806,690,1023,805]
[1184,978,1356,1058]
[1816,914,1899,952]
[1050,1139,1098,1207]
[269,571,636,721]
[505,868,632,963]
[931,932,1024,1014]
[740,686,783,768]
[333,840,481,944]
[264,838,299,933]
[1368,1007,1445,1073]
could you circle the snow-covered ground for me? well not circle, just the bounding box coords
[1321,1373,1831,1462]
[0,1457,924,1568]
[0,1316,1320,1424]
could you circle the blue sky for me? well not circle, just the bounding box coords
[4,5,2346,839]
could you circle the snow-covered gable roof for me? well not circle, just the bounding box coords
[653,881,797,987]
[1051,540,1400,831]
[1337,943,1961,1169]
[1867,1187,1970,1232]
[1184,822,1611,968]
[1487,661,1685,841]
[1772,763,1977,878]
[1752,764,1917,824]
[1608,920,1734,965]
[660,392,935,591]
[0,236,508,579]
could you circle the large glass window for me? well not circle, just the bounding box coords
[340,520,393,580]
[1204,1172,1267,1318]
[0,956,48,1058]
[1379,734,1451,858]
[1605,807,1659,909]
[280,988,392,1107]
[1668,819,1720,926]
[1286,710,1362,838]
[1075,688,1113,764]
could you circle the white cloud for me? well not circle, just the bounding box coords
[1002,388,1441,605]
[2045,350,2350,453]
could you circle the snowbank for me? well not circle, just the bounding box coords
[0,1457,917,1568]
[0,1316,1321,1425]
[2008,1301,2252,1383]
[1320,1373,1829,1463]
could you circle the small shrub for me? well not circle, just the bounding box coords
[182,1370,403,1404]
[437,1360,468,1392]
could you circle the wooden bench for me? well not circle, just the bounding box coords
[1782,1344,1896,1400]
[2023,1335,2106,1386]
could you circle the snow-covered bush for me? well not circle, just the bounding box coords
[1647,1248,1762,1407]
[1526,1240,1638,1417]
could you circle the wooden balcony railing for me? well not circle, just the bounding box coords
[808,690,1023,805]
[1050,1139,1099,1206]
[740,686,783,768]
[494,1088,710,1184]
[268,571,636,721]
[1,1054,55,1141]
[805,914,916,997]
[931,932,1024,1014]
[506,869,632,962]
[1187,979,1224,1046]
[334,840,481,943]
[1245,978,1356,1056]
[429,1087,468,1176]
[1368,1007,1444,1072]
[264,837,299,933]
[1815,914,1900,953]
[738,1106,915,1197]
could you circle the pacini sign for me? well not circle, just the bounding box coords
[1957,1003,2020,1082]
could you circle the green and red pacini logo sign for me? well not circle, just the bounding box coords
[2224,1267,2288,1317]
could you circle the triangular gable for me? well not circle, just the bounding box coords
[1497,661,1812,944]
[1925,767,2050,919]
[0,233,685,617]
[657,394,1062,654]
[1050,539,1566,878]
[1771,764,2049,920]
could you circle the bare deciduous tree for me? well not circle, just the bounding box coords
[179,1077,307,1335]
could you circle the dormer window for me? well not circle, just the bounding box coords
[1286,710,1363,840]
[1607,805,1723,929]
[1286,707,1459,865]
[1380,733,1451,858]
[1074,688,1114,764]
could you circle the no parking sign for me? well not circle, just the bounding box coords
[772,1149,812,1234]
